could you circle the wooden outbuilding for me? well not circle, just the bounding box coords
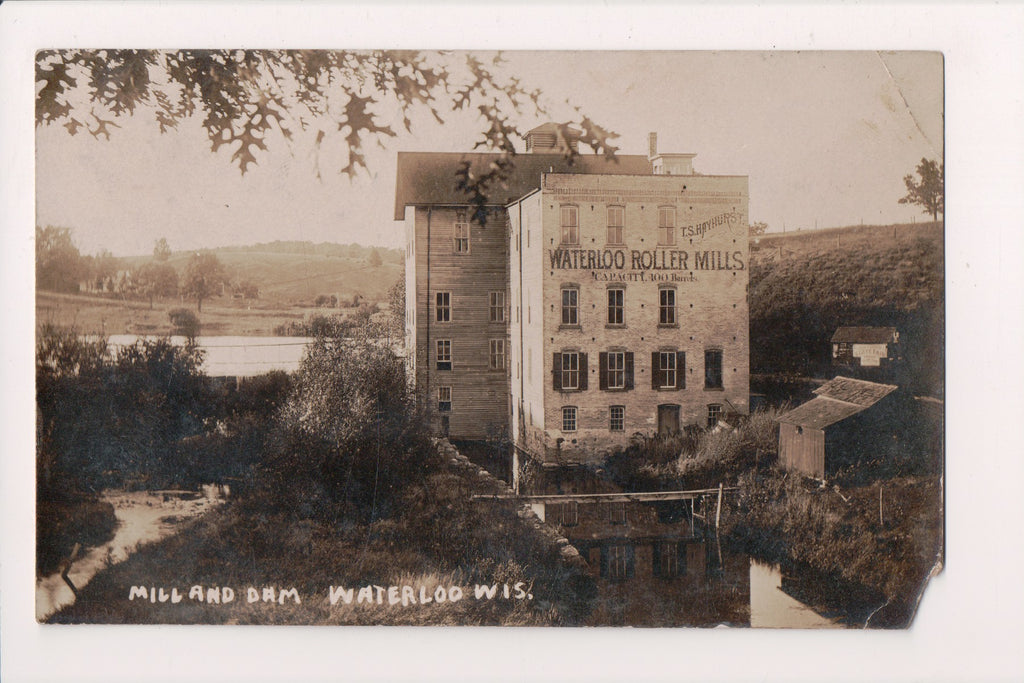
[831,326,900,367]
[777,376,901,479]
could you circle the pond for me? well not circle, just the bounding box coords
[484,459,871,627]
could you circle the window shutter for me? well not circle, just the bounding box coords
[624,352,634,390]
[599,352,608,390]
[579,353,588,391]
[651,351,660,389]
[677,351,686,389]
[552,353,562,391]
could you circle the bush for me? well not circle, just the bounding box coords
[246,336,440,523]
[168,307,200,338]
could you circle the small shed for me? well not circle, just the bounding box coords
[777,376,900,479]
[831,326,899,367]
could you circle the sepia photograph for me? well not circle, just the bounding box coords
[33,48,944,629]
[3,3,1024,682]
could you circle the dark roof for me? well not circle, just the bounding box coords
[393,152,653,220]
[831,326,898,344]
[778,376,898,429]
[777,397,868,430]
[813,376,898,406]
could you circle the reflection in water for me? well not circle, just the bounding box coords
[544,497,847,628]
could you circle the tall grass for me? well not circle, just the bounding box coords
[603,408,783,491]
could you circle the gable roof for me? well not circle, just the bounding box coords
[831,326,898,344]
[394,152,653,220]
[778,376,898,429]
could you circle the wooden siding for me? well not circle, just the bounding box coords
[779,422,825,479]
[411,206,510,440]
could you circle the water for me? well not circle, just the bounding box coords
[35,487,226,621]
[513,466,852,627]
[104,335,314,377]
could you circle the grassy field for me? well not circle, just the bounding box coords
[38,242,403,336]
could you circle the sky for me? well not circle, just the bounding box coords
[35,50,943,257]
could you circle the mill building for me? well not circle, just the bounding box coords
[395,124,750,465]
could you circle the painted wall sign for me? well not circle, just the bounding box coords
[548,248,745,273]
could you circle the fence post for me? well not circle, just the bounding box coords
[715,483,723,531]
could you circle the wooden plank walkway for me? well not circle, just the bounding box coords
[471,487,737,504]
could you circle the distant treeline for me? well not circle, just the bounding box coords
[215,240,402,264]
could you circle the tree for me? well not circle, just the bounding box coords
[91,249,119,289]
[368,249,383,267]
[263,332,438,521]
[35,50,618,218]
[183,252,227,312]
[899,158,944,221]
[36,226,85,293]
[168,307,201,339]
[134,261,179,308]
[153,238,172,262]
[749,222,768,238]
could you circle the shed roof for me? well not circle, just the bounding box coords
[831,326,898,344]
[778,376,898,429]
[813,376,898,406]
[777,397,867,430]
[393,152,653,220]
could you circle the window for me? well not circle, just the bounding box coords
[659,351,677,388]
[553,351,587,391]
[561,352,579,390]
[560,205,579,244]
[489,339,506,370]
[552,501,578,527]
[705,349,723,389]
[707,403,723,428]
[656,541,680,578]
[609,502,627,524]
[652,351,686,390]
[659,288,676,325]
[489,291,505,322]
[436,340,451,371]
[435,291,450,322]
[453,210,470,253]
[561,287,579,326]
[603,544,634,581]
[599,351,634,391]
[658,206,676,245]
[606,206,624,245]
[562,406,578,432]
[607,287,624,325]
[607,351,625,389]
[609,405,625,432]
[437,386,452,412]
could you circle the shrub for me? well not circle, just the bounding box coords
[247,335,440,523]
[168,307,200,338]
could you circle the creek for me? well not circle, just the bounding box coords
[35,487,227,621]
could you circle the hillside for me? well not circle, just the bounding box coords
[119,243,403,306]
[39,241,403,337]
[749,221,944,395]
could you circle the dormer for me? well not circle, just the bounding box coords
[525,122,580,154]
